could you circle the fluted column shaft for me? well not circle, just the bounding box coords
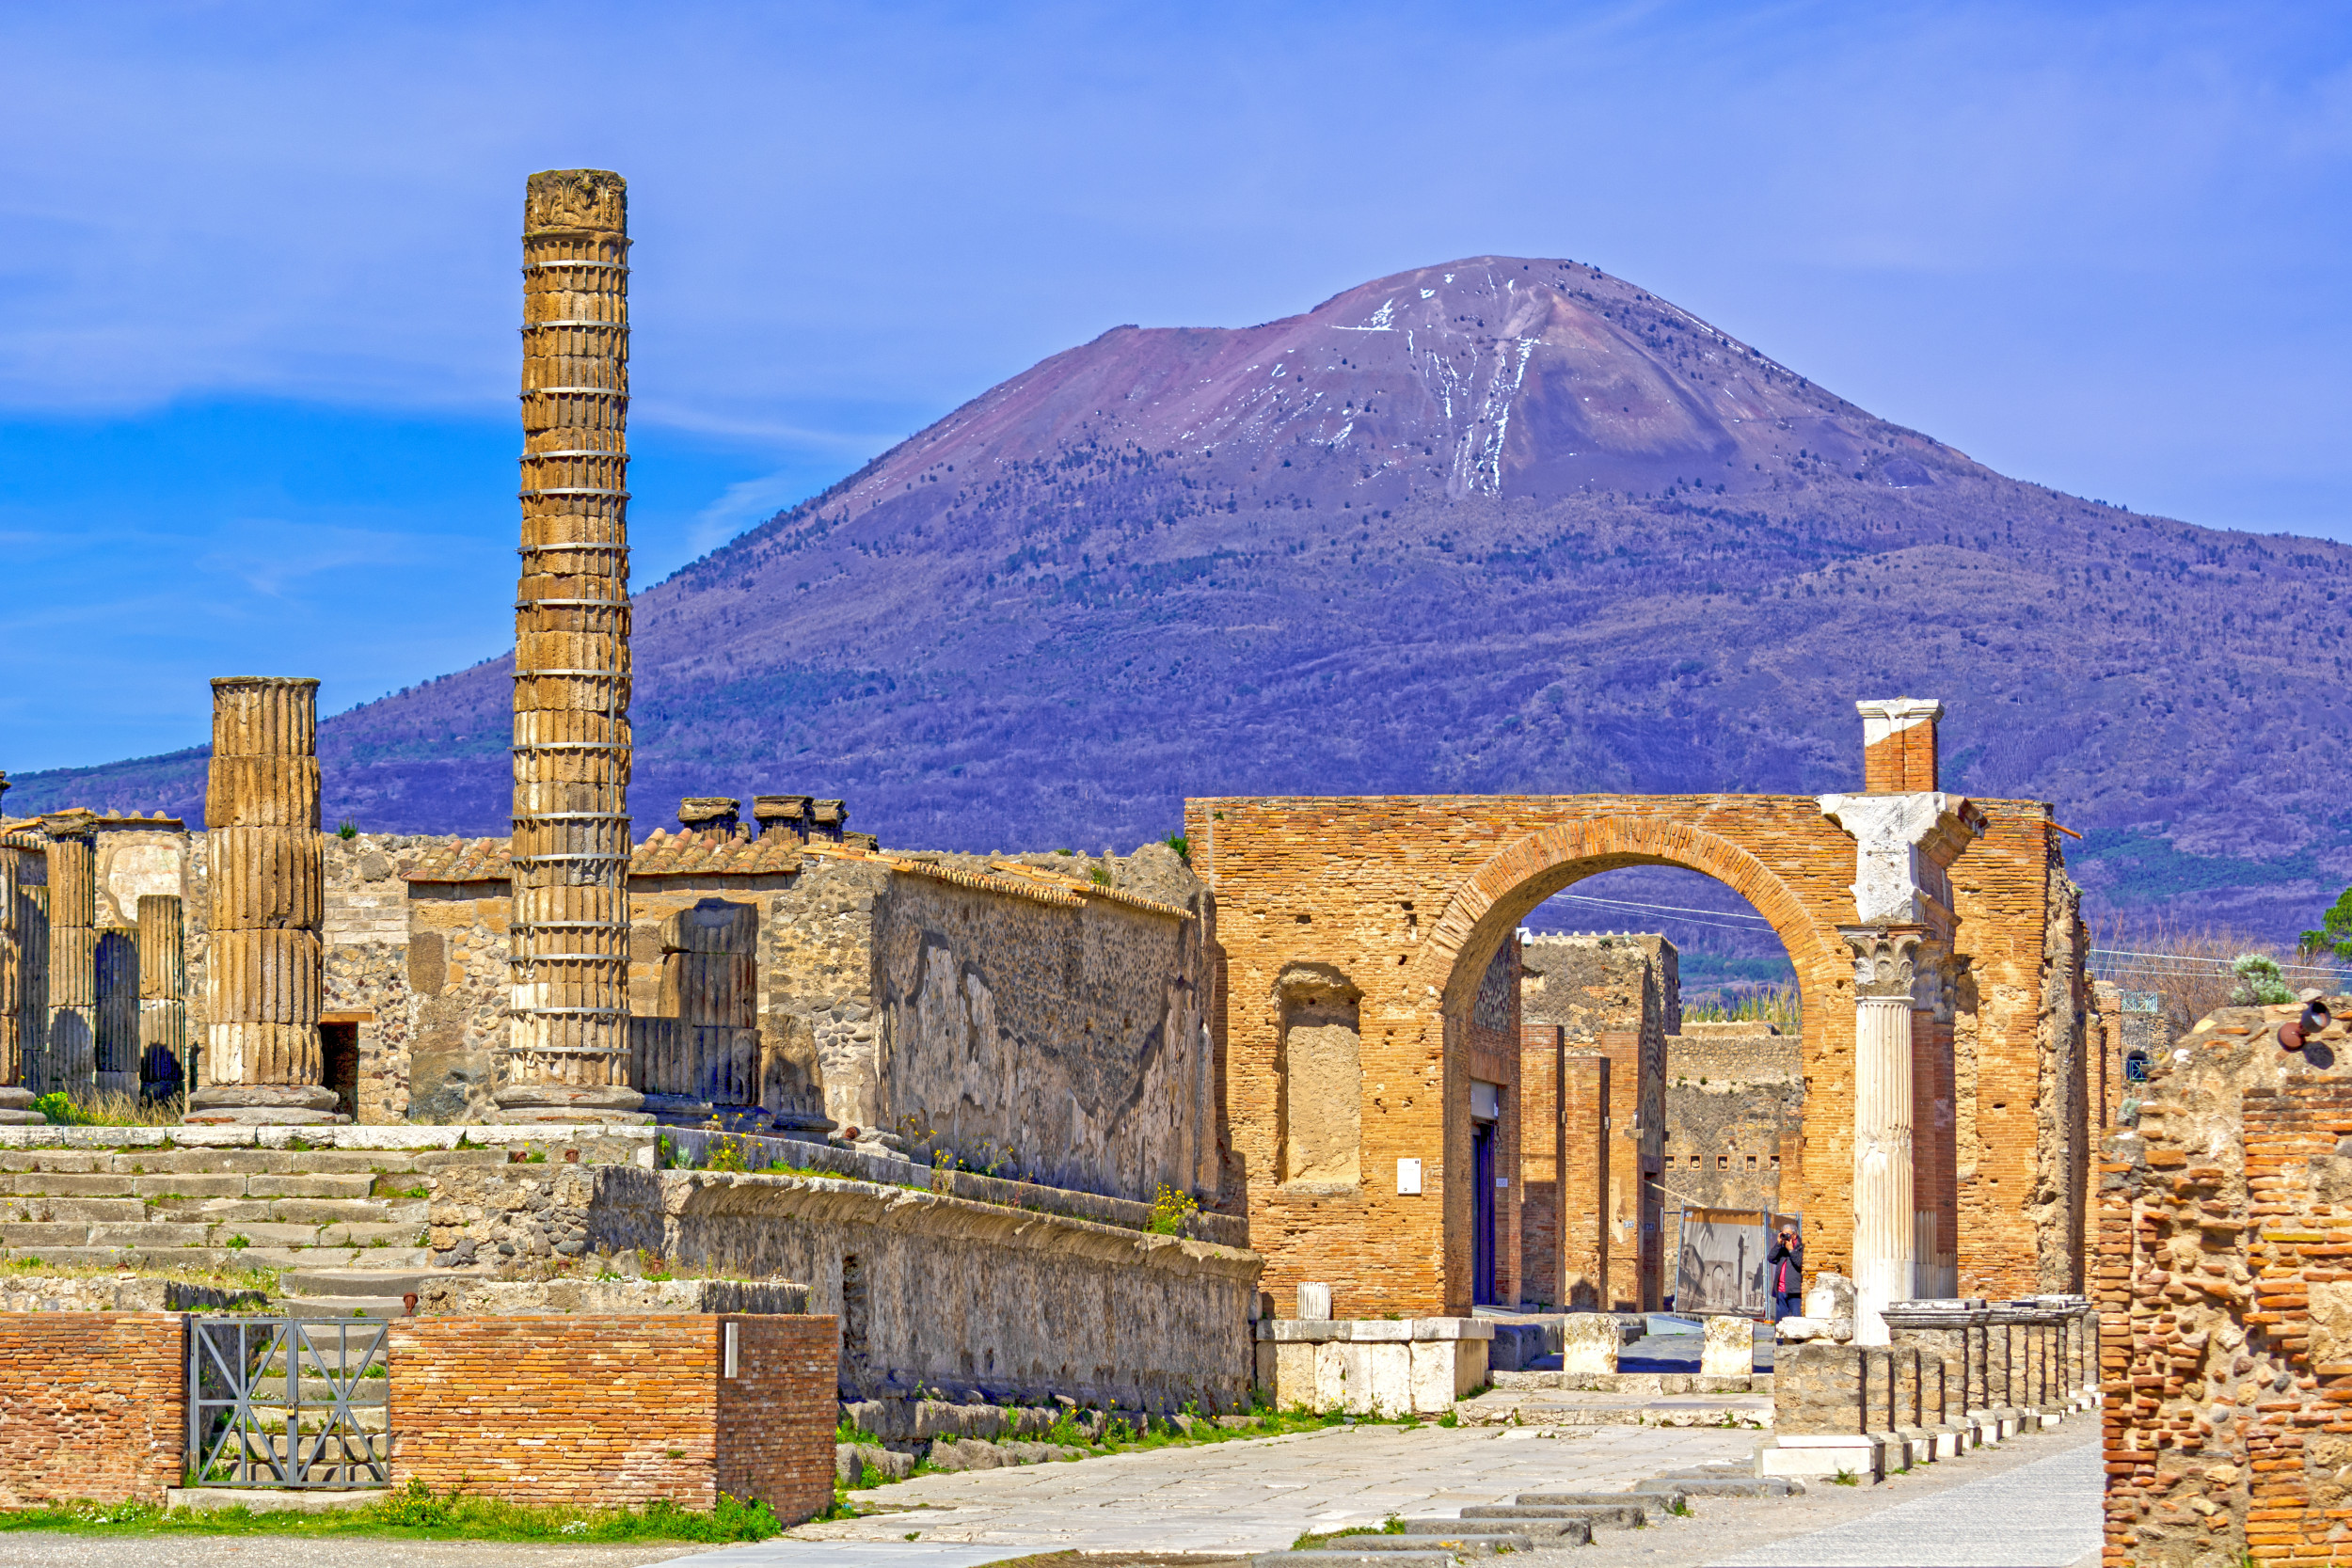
[1844,925,1925,1345]
[191,676,338,1124]
[501,167,644,1124]
[137,894,187,1097]
[94,927,136,1095]
[0,832,41,1117]
[40,813,98,1099]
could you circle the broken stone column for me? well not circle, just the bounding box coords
[94,927,137,1097]
[676,797,742,838]
[753,795,811,840]
[501,167,644,1126]
[0,830,44,1121]
[192,675,336,1124]
[40,810,99,1099]
[137,895,187,1098]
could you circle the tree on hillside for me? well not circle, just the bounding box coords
[2302,887,2352,962]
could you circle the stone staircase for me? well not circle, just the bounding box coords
[1250,1472,1804,1565]
[0,1145,494,1312]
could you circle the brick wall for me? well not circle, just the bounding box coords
[1519,1023,1564,1307]
[0,1312,183,1505]
[1187,791,2080,1318]
[1560,1053,1610,1307]
[2097,1003,2352,1566]
[390,1313,836,1522]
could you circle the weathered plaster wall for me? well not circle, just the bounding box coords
[424,1156,1260,1413]
[1660,1027,1803,1273]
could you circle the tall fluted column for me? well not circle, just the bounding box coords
[1844,925,1923,1344]
[137,895,187,1100]
[40,811,99,1099]
[0,831,43,1120]
[501,168,644,1124]
[94,927,137,1096]
[189,676,339,1125]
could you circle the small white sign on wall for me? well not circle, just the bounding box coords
[1397,1158,1423,1196]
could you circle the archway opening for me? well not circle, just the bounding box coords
[1518,865,1805,1318]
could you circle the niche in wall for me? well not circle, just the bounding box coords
[1276,965,1361,1188]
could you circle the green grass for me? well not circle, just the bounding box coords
[1292,1515,1405,1550]
[0,1483,783,1542]
[837,1402,1435,1492]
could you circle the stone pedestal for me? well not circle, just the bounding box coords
[1253,1317,1491,1416]
[1702,1314,1754,1377]
[1559,1313,1620,1373]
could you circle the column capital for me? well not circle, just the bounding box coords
[40,809,98,843]
[1840,924,1930,1000]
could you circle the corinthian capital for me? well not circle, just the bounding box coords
[1840,924,1928,1001]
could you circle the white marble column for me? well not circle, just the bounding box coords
[1843,925,1922,1344]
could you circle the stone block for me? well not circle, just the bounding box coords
[1560,1314,1620,1374]
[1754,1433,1883,1482]
[1804,1273,1856,1323]
[1701,1315,1754,1376]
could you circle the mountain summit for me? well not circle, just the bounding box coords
[21,257,2352,937]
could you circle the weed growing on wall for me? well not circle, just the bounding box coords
[1145,1184,1200,1236]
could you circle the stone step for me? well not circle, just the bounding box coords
[1516,1489,1683,1511]
[1405,1516,1590,1544]
[1251,1554,1466,1568]
[1321,1535,1534,1555]
[1638,1475,1801,1498]
[1459,1502,1644,1530]
[279,1267,472,1299]
[3,1244,435,1271]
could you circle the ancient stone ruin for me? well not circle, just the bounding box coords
[507,167,644,1126]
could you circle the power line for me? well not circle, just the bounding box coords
[1547,892,1773,924]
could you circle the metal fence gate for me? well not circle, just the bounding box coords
[186,1317,390,1488]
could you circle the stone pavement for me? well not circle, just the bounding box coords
[0,1416,2100,1568]
[1708,1439,2104,1567]
[782,1420,1759,1553]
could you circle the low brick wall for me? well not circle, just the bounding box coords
[389,1314,836,1521]
[0,1312,183,1505]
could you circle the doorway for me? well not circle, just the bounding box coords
[1472,1117,1497,1306]
[320,1023,360,1122]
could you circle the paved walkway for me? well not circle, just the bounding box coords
[779,1420,1757,1554]
[1708,1440,2104,1567]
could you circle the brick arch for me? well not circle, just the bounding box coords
[1410,815,1843,1012]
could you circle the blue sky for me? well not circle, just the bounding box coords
[5,1,2349,771]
